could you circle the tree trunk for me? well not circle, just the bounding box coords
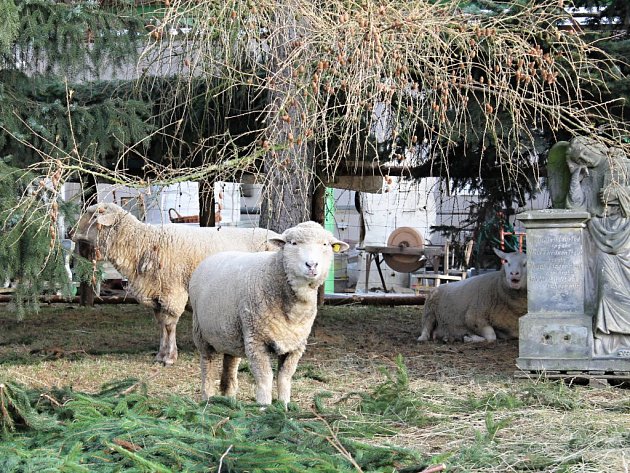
[198,179,216,227]
[259,2,316,233]
[259,148,316,232]
[311,181,326,226]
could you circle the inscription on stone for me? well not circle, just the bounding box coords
[527,230,584,313]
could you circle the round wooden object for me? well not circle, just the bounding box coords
[383,227,426,273]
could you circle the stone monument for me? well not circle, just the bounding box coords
[516,137,630,379]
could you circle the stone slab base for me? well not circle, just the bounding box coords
[516,356,630,372]
[514,369,630,387]
[518,314,594,360]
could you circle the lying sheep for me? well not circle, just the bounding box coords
[189,221,349,406]
[72,203,279,366]
[417,248,527,343]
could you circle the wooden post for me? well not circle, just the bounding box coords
[79,173,98,307]
[78,241,95,306]
[312,180,326,305]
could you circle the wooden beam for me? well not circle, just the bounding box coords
[0,293,426,306]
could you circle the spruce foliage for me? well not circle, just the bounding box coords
[0,1,152,316]
[5,0,144,74]
[0,71,153,169]
[0,0,19,56]
[352,355,435,428]
[0,377,422,472]
[0,0,149,167]
[0,162,81,318]
[0,380,59,436]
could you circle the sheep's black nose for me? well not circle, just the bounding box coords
[305,261,318,269]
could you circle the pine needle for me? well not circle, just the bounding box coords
[0,378,420,472]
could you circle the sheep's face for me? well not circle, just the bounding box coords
[71,203,121,245]
[271,222,350,285]
[494,248,527,290]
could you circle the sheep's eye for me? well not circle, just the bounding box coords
[323,242,329,246]
[290,241,297,246]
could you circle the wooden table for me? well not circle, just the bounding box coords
[361,245,445,292]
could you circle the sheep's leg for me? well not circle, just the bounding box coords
[162,316,179,365]
[200,349,222,401]
[464,325,497,343]
[246,343,273,406]
[153,309,180,366]
[277,348,305,407]
[417,326,433,342]
[417,295,437,342]
[479,325,497,342]
[192,312,221,400]
[152,292,188,366]
[220,355,240,397]
[153,309,169,364]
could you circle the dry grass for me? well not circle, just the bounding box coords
[1,303,628,472]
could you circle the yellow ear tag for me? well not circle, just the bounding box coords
[332,243,341,253]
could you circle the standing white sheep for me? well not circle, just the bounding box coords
[72,203,279,366]
[189,221,349,406]
[417,248,527,343]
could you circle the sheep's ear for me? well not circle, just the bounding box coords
[493,247,509,260]
[332,239,350,253]
[268,236,286,248]
[96,213,117,227]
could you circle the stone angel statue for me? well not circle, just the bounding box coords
[548,136,630,357]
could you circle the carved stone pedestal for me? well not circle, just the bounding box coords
[516,210,629,374]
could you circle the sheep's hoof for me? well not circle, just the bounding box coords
[155,349,178,366]
[154,355,175,366]
[463,335,487,343]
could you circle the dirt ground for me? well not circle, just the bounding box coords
[309,304,519,377]
[0,302,519,397]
